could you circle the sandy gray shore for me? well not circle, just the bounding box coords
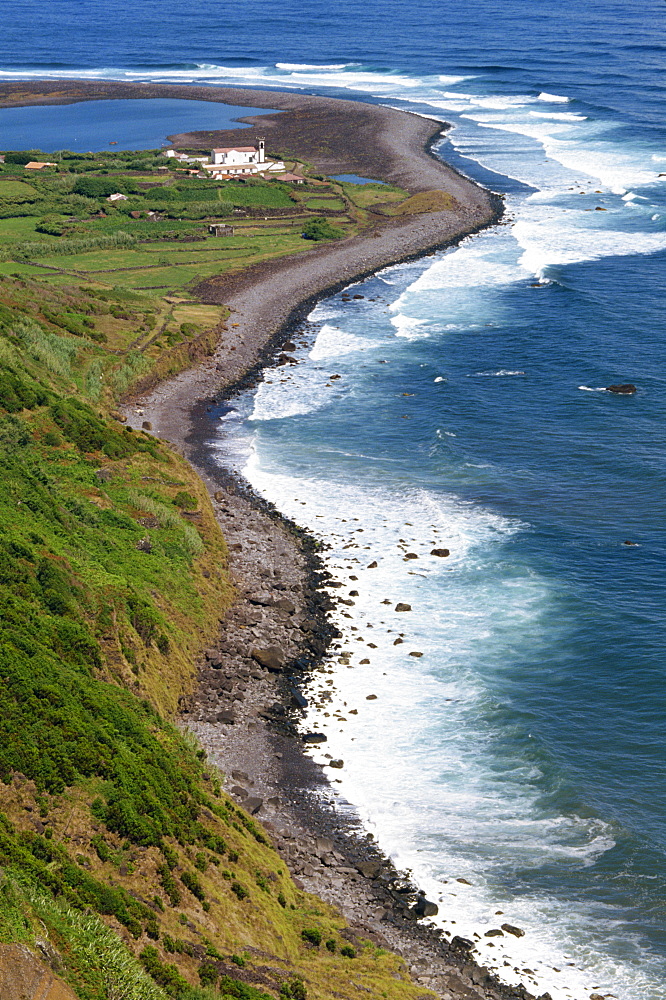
[11,78,537,999]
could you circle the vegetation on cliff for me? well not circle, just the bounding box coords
[0,153,432,999]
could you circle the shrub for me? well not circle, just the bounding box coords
[300,928,322,947]
[280,978,307,1000]
[302,218,344,241]
[173,490,197,509]
[198,962,218,986]
[325,938,336,952]
[35,215,65,236]
[158,864,181,907]
[340,945,356,958]
[231,880,248,900]
[180,869,205,902]
[4,152,40,165]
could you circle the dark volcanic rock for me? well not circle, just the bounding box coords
[606,383,637,394]
[303,732,327,743]
[431,547,450,557]
[251,646,286,671]
[216,710,236,725]
[501,923,525,938]
[414,891,439,918]
[450,935,474,952]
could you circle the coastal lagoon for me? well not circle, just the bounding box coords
[0,98,277,152]
[3,1,665,997]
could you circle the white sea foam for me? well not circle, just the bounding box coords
[249,368,334,420]
[538,91,571,103]
[309,324,374,360]
[513,217,666,277]
[390,313,430,339]
[275,62,353,71]
[529,110,587,121]
[398,243,529,292]
[473,370,526,376]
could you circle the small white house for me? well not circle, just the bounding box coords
[107,192,128,202]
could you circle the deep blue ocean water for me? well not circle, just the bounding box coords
[2,3,665,996]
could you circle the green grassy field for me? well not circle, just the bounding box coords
[0,179,38,197]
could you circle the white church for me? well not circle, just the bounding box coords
[163,139,284,176]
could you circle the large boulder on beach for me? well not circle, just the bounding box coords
[251,646,286,672]
[501,923,525,938]
[216,710,236,725]
[606,383,637,394]
[414,891,439,918]
[356,861,383,879]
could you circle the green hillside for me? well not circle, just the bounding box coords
[0,272,430,995]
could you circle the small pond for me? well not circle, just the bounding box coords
[330,173,386,185]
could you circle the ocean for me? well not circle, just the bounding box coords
[2,2,665,996]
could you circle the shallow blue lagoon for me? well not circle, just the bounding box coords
[2,0,666,996]
[0,98,277,152]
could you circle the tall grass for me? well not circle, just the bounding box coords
[0,871,169,1000]
[130,491,204,555]
[14,318,78,377]
[108,351,151,395]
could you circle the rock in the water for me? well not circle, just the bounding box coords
[409,651,423,658]
[251,646,286,672]
[450,936,474,952]
[484,929,504,937]
[303,732,327,743]
[328,759,344,768]
[404,552,418,560]
[501,923,525,938]
[290,687,308,709]
[606,383,637,394]
[414,891,439,918]
[366,694,377,700]
[431,548,450,557]
[395,603,412,612]
[367,560,378,568]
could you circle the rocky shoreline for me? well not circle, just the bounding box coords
[53,80,548,999]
